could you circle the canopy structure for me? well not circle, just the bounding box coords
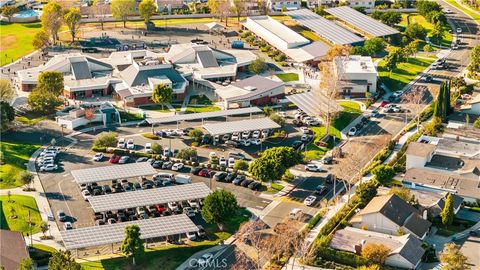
[61,215,198,250]
[326,6,399,37]
[202,117,280,136]
[286,91,342,117]
[88,182,212,212]
[71,163,157,185]
[146,107,262,125]
[286,9,364,45]
[205,22,225,30]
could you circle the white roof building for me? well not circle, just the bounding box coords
[334,55,378,97]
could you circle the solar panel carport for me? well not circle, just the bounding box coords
[61,215,198,250]
[326,6,400,37]
[287,91,342,117]
[146,107,263,125]
[88,183,212,212]
[202,117,280,136]
[286,9,364,45]
[71,163,157,185]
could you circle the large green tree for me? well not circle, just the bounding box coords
[18,171,34,189]
[431,21,445,44]
[111,0,137,28]
[363,38,385,56]
[93,131,118,149]
[1,6,18,23]
[37,71,64,95]
[41,2,63,43]
[32,30,51,50]
[440,193,455,225]
[28,89,62,114]
[380,10,402,26]
[188,128,203,144]
[439,243,470,270]
[122,225,145,265]
[151,83,173,110]
[405,23,427,40]
[201,190,238,230]
[0,101,14,132]
[248,158,283,182]
[0,79,14,102]
[48,250,81,270]
[63,8,82,43]
[468,45,480,79]
[248,58,266,74]
[175,148,197,160]
[139,0,156,22]
[372,164,395,185]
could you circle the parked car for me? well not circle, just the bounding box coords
[457,27,462,33]
[183,207,196,218]
[117,138,126,148]
[241,179,253,187]
[225,173,237,182]
[252,130,261,138]
[321,154,333,164]
[250,138,261,145]
[118,156,130,164]
[300,126,310,134]
[231,132,240,141]
[57,210,67,222]
[81,190,92,201]
[242,130,250,139]
[152,160,163,168]
[233,175,245,185]
[229,152,246,160]
[222,134,230,141]
[191,167,202,175]
[186,231,197,241]
[171,163,184,171]
[40,164,58,172]
[292,140,303,150]
[64,222,73,230]
[315,185,327,195]
[248,181,260,190]
[145,143,152,153]
[198,168,212,177]
[301,134,312,142]
[93,153,104,161]
[305,163,323,172]
[239,139,251,147]
[348,127,357,136]
[213,172,227,182]
[197,225,206,238]
[102,185,112,194]
[162,161,173,170]
[228,158,235,168]
[109,155,121,163]
[219,157,227,166]
[304,195,317,206]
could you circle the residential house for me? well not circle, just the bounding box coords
[341,0,375,8]
[304,0,334,8]
[267,0,301,11]
[331,227,425,269]
[408,189,464,218]
[460,95,480,115]
[334,55,378,97]
[403,136,480,202]
[0,230,30,270]
[156,0,186,13]
[350,194,432,239]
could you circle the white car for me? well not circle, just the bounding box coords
[174,129,184,136]
[239,139,251,147]
[126,139,135,150]
[392,91,403,99]
[228,158,235,168]
[144,143,152,153]
[252,130,261,139]
[250,138,261,145]
[183,207,196,217]
[457,27,462,33]
[162,129,175,136]
[64,222,73,230]
[305,119,320,126]
[187,231,197,240]
[81,190,92,201]
[197,253,214,267]
[172,163,184,171]
[117,138,126,148]
[219,157,227,166]
[304,195,317,206]
[305,163,323,172]
[39,164,58,172]
[93,153,104,161]
[300,126,310,134]
[40,150,57,157]
[262,129,269,138]
[242,130,251,139]
[163,148,171,157]
[188,199,200,209]
[231,132,240,141]
[348,127,357,136]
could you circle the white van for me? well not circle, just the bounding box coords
[175,174,192,184]
[289,208,303,220]
[154,173,174,180]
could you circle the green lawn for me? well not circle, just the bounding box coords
[0,22,42,66]
[185,106,221,114]
[378,57,434,91]
[16,116,46,126]
[276,73,299,82]
[0,140,40,189]
[118,111,144,122]
[399,14,453,48]
[81,209,250,270]
[444,0,480,24]
[265,182,285,194]
[0,195,42,235]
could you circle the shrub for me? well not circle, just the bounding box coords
[176,148,197,161]
[142,133,159,140]
[281,170,295,182]
[423,44,434,52]
[314,247,370,267]
[92,131,118,149]
[91,146,107,152]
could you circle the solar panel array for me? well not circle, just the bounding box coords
[146,107,262,125]
[326,6,400,37]
[61,214,198,250]
[202,117,281,136]
[286,91,342,117]
[88,182,211,212]
[287,9,364,45]
[71,162,157,185]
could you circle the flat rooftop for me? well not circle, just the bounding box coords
[146,107,263,125]
[286,91,342,117]
[71,162,157,185]
[202,117,280,136]
[244,16,309,45]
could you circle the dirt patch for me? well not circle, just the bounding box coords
[1,35,17,49]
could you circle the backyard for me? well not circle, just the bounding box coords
[377,57,434,91]
[0,140,40,189]
[0,195,42,235]
[0,22,42,66]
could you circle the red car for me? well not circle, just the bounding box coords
[198,168,212,177]
[109,154,121,163]
[380,101,390,108]
[155,204,167,214]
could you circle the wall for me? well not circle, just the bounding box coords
[353,213,400,236]
[406,154,428,170]
[57,114,103,130]
[21,84,35,92]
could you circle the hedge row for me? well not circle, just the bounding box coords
[313,247,370,268]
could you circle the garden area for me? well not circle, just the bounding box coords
[434,217,477,237]
[0,139,40,189]
[0,195,42,235]
[377,57,434,91]
[81,208,250,270]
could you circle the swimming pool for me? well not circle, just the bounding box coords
[13,9,41,18]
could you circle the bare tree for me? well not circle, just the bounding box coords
[402,85,427,129]
[234,219,269,270]
[93,0,110,30]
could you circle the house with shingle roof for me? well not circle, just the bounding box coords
[0,230,30,270]
[331,227,425,269]
[351,194,431,239]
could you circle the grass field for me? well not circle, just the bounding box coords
[378,57,434,91]
[0,195,42,235]
[0,22,42,66]
[276,73,299,82]
[81,209,250,270]
[0,140,40,189]
[399,14,453,48]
